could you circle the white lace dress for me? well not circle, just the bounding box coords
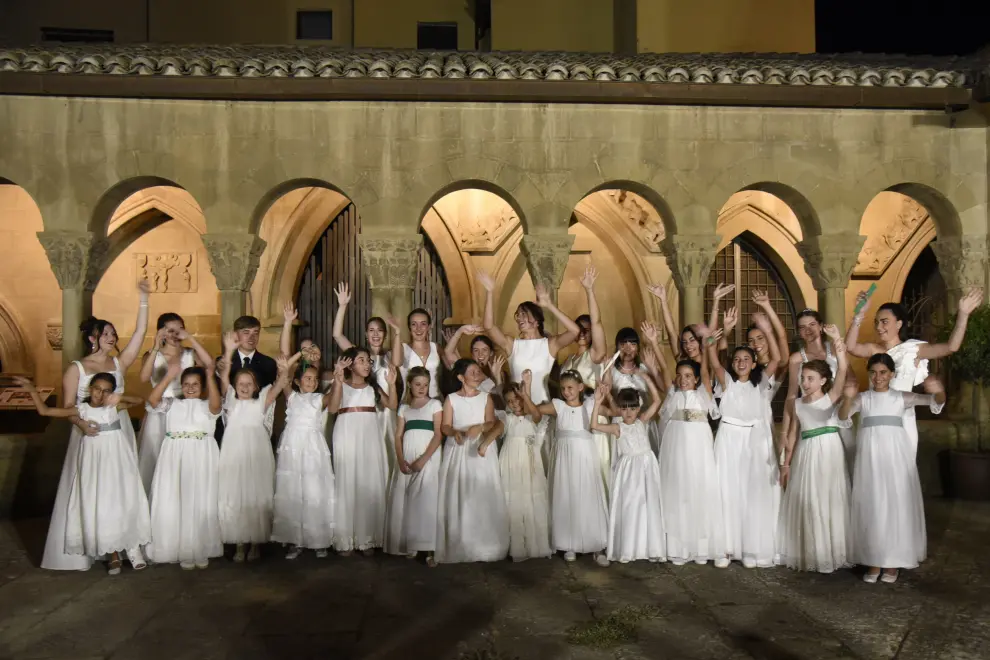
[384,399,442,554]
[498,412,551,560]
[218,387,276,544]
[435,392,509,563]
[563,351,610,484]
[848,389,941,569]
[148,398,223,565]
[607,420,665,563]
[272,391,336,549]
[65,403,151,558]
[777,395,852,573]
[611,364,662,457]
[139,348,195,493]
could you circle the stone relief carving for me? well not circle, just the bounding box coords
[37,230,97,290]
[932,236,989,293]
[660,235,720,289]
[797,233,866,289]
[202,234,267,292]
[136,252,196,293]
[606,190,665,252]
[520,235,576,290]
[457,207,518,253]
[45,322,63,351]
[359,236,423,289]
[854,199,927,276]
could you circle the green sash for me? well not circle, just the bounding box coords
[404,419,434,433]
[801,426,839,440]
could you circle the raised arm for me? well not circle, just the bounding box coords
[205,356,221,415]
[537,284,580,356]
[177,329,212,368]
[640,321,671,391]
[902,375,947,411]
[280,301,298,359]
[219,331,238,396]
[265,356,291,409]
[12,377,78,418]
[325,357,352,413]
[443,324,481,369]
[114,394,145,410]
[478,270,513,354]
[827,334,849,405]
[519,370,542,423]
[381,364,398,411]
[590,385,620,436]
[752,312,781,378]
[838,379,859,421]
[845,292,883,358]
[753,290,789,380]
[387,314,405,368]
[639,371,663,421]
[699,325,727,389]
[918,288,984,359]
[118,280,152,369]
[580,265,608,363]
[149,363,182,409]
[707,283,734,351]
[139,328,168,384]
[647,283,680,358]
[331,283,355,351]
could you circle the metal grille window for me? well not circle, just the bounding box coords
[900,243,947,410]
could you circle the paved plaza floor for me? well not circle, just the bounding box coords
[0,499,988,660]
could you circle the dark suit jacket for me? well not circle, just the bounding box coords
[215,351,278,445]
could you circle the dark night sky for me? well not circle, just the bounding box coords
[815,0,988,56]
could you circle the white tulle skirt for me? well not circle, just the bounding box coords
[272,424,335,549]
[42,424,95,571]
[218,422,275,544]
[138,408,166,495]
[332,412,388,552]
[549,430,608,554]
[384,432,440,554]
[499,434,551,561]
[607,451,665,562]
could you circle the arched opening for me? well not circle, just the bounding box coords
[901,242,948,377]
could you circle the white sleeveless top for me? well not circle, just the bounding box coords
[562,350,600,390]
[402,343,441,398]
[509,337,554,404]
[73,357,125,404]
[150,348,196,401]
[447,391,489,430]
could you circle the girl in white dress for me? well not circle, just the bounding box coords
[435,358,508,564]
[271,355,337,559]
[499,372,552,561]
[612,324,665,456]
[218,331,288,563]
[43,281,150,572]
[658,357,727,567]
[17,375,149,576]
[537,371,610,567]
[839,354,945,584]
[148,355,223,570]
[590,378,665,564]
[778,337,851,573]
[846,288,983,459]
[384,367,443,563]
[443,328,506,404]
[329,347,398,556]
[707,314,781,569]
[138,313,197,493]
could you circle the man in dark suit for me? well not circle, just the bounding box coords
[215,315,278,446]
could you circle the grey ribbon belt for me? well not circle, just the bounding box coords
[95,420,122,433]
[861,415,903,429]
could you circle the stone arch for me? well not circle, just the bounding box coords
[90,176,184,235]
[890,224,937,302]
[885,183,962,238]
[0,294,35,374]
[248,178,355,236]
[738,182,821,237]
[416,179,528,235]
[581,180,676,241]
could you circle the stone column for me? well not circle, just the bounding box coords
[519,234,575,334]
[202,233,267,331]
[796,232,866,331]
[661,234,720,326]
[37,230,108,372]
[931,235,989,306]
[359,234,423,340]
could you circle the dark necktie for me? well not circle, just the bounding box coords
[243,356,251,368]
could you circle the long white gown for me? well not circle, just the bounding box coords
[384,399,442,554]
[886,339,930,459]
[563,350,610,484]
[715,376,780,567]
[848,389,940,569]
[549,398,608,554]
[607,420,665,563]
[498,412,551,561]
[138,348,195,493]
[272,391,336,549]
[508,337,555,456]
[777,395,852,573]
[148,398,223,565]
[435,391,509,563]
[218,387,276,544]
[65,403,151,558]
[372,352,397,475]
[332,384,388,552]
[659,387,725,563]
[42,358,130,571]
[610,364,663,458]
[799,345,856,473]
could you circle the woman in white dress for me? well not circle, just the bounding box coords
[384,367,443,563]
[537,371,610,567]
[392,308,443,398]
[435,358,508,564]
[839,354,945,583]
[706,314,781,568]
[329,347,398,556]
[846,288,983,459]
[778,337,851,573]
[147,343,223,570]
[42,280,150,571]
[17,375,150,575]
[590,376,665,564]
[271,354,336,558]
[138,312,197,493]
[217,332,287,563]
[498,372,552,561]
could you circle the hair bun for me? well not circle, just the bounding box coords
[78,316,99,332]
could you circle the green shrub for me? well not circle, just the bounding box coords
[940,305,990,383]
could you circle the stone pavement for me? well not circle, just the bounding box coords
[0,499,988,660]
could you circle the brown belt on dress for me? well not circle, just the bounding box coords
[338,406,377,414]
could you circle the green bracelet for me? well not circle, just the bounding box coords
[706,337,716,345]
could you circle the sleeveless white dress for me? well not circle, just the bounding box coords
[435,392,509,563]
[777,395,851,573]
[218,386,276,543]
[42,358,128,571]
[498,412,551,561]
[401,343,441,398]
[799,344,856,472]
[139,348,195,493]
[608,420,665,563]
[848,389,940,569]
[384,399,443,554]
[885,339,930,459]
[563,351,610,483]
[610,364,663,457]
[510,337,556,463]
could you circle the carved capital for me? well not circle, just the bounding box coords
[520,234,575,290]
[797,233,866,290]
[37,230,109,291]
[358,234,423,290]
[46,321,63,351]
[202,233,267,291]
[932,235,989,292]
[660,234,720,289]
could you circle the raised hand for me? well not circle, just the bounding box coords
[534,284,552,308]
[922,375,945,395]
[640,321,658,344]
[215,356,226,374]
[442,327,455,344]
[385,364,397,384]
[853,290,871,319]
[222,331,239,354]
[752,311,771,332]
[490,353,506,375]
[138,279,151,297]
[823,324,841,341]
[521,368,532,387]
[12,376,35,391]
[580,264,598,290]
[154,327,168,349]
[723,307,739,332]
[275,355,289,373]
[842,378,858,400]
[333,357,352,379]
[711,328,724,343]
[283,301,298,323]
[642,345,658,371]
[176,328,190,342]
[476,270,496,292]
[106,393,122,407]
[713,282,735,300]
[695,323,712,339]
[751,289,771,308]
[383,314,402,332]
[959,288,984,315]
[334,282,351,305]
[301,344,322,365]
[646,283,667,302]
[166,362,183,379]
[460,324,483,336]
[594,383,608,403]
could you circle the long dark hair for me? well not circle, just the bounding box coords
[80,317,116,356]
[576,314,593,346]
[82,372,117,405]
[516,301,545,337]
[867,352,896,372]
[876,302,908,341]
[342,346,384,407]
[727,345,764,386]
[679,325,702,358]
[675,359,702,389]
[615,327,640,366]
